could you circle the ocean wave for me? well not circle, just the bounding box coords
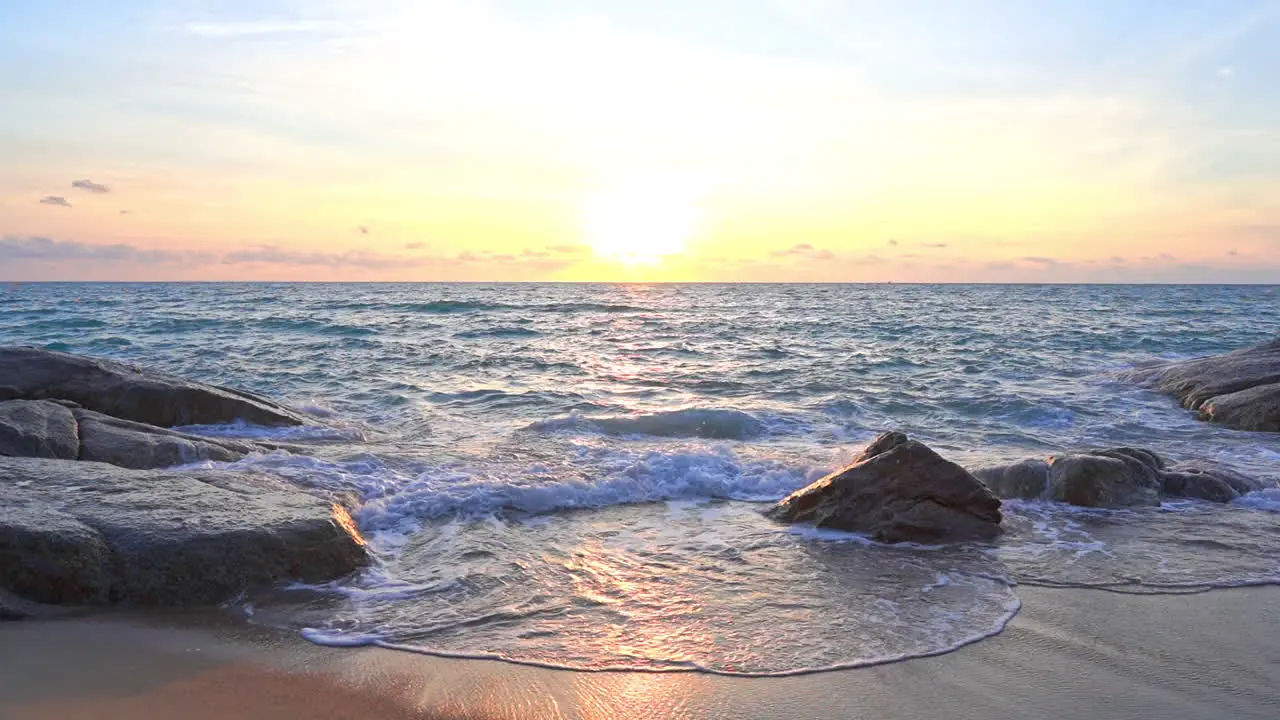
[527,408,768,439]
[1235,488,1280,512]
[453,327,541,339]
[216,449,810,531]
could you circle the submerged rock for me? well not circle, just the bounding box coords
[0,345,306,428]
[975,447,1272,507]
[0,400,80,460]
[0,457,367,607]
[1123,338,1280,432]
[767,432,1003,543]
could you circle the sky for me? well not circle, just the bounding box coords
[2,0,1279,282]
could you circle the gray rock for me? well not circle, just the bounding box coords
[767,432,1002,543]
[974,447,1273,506]
[0,346,306,428]
[1160,459,1270,503]
[1123,338,1280,432]
[973,459,1050,500]
[0,400,80,459]
[1199,383,1280,433]
[0,456,367,607]
[1046,452,1161,507]
[74,408,254,469]
[0,503,114,604]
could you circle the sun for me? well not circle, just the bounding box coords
[581,174,704,265]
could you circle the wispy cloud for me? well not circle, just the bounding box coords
[38,196,71,207]
[771,243,835,260]
[222,245,427,269]
[71,179,110,193]
[1,236,207,263]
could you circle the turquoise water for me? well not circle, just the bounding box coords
[3,282,1279,674]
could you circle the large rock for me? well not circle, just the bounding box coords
[974,447,1273,506]
[74,408,254,469]
[0,346,306,428]
[1123,338,1280,432]
[0,456,367,607]
[1046,449,1162,507]
[766,432,1002,543]
[0,400,79,459]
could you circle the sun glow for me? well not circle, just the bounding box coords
[581,174,705,265]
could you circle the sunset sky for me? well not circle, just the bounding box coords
[2,0,1278,282]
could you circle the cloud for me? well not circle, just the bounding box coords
[920,242,949,249]
[888,239,899,247]
[771,243,835,260]
[222,245,427,269]
[39,196,71,207]
[1020,256,1059,266]
[358,225,370,235]
[120,210,131,215]
[546,244,590,254]
[71,179,110,194]
[1,236,207,264]
[404,241,423,249]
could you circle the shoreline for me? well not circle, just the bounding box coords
[3,585,1278,719]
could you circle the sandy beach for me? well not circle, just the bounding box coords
[2,585,1277,720]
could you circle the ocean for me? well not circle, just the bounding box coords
[3,282,1279,675]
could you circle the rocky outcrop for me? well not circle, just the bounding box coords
[73,408,256,469]
[974,447,1273,507]
[0,400,80,459]
[0,346,306,428]
[1123,338,1280,432]
[766,432,1003,543]
[0,456,367,607]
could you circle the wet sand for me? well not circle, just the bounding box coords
[1,586,1277,720]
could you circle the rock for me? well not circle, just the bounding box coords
[0,456,367,607]
[974,447,1273,506]
[1046,451,1161,507]
[1123,338,1280,432]
[0,503,114,604]
[766,432,1002,543]
[0,346,306,428]
[973,459,1050,500]
[1159,459,1269,503]
[74,408,254,469]
[0,400,80,459]
[1199,383,1280,433]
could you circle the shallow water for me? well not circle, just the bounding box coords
[3,282,1279,674]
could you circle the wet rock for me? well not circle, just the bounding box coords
[973,459,1050,500]
[1046,451,1161,507]
[0,400,79,459]
[767,432,1002,543]
[1123,338,1280,432]
[74,408,254,469]
[0,457,368,607]
[975,448,1272,506]
[1159,459,1269,503]
[0,346,306,428]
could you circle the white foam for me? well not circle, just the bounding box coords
[177,419,365,442]
[527,408,767,440]
[1235,488,1280,512]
